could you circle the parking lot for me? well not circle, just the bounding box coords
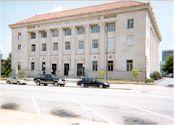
[0,80,174,125]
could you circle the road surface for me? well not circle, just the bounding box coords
[0,83,174,125]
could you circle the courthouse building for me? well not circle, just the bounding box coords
[10,1,161,80]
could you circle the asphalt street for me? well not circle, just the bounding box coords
[0,82,174,125]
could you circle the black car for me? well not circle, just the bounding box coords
[77,77,110,88]
[34,74,65,86]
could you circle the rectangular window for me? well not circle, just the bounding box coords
[42,43,46,51]
[18,32,22,40]
[106,22,115,32]
[92,61,98,71]
[92,39,99,49]
[53,42,58,51]
[52,29,59,37]
[91,25,100,33]
[42,62,46,71]
[127,19,134,29]
[65,41,71,50]
[108,38,114,52]
[18,44,21,50]
[126,35,134,46]
[77,26,85,34]
[64,28,71,36]
[40,31,47,38]
[127,60,133,71]
[31,62,35,71]
[17,64,21,70]
[108,61,113,71]
[31,32,36,39]
[78,41,84,50]
[31,44,36,52]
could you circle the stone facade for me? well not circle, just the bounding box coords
[10,2,161,81]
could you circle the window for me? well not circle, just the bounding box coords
[92,39,99,49]
[108,61,113,71]
[52,29,59,37]
[31,32,36,39]
[31,44,36,52]
[108,38,114,52]
[40,31,47,38]
[127,19,134,29]
[18,44,21,50]
[126,35,134,46]
[42,62,46,71]
[78,41,84,50]
[77,26,85,34]
[106,23,115,32]
[91,25,100,33]
[53,42,58,51]
[17,64,21,70]
[92,61,98,71]
[42,43,46,51]
[18,32,22,40]
[31,62,35,71]
[64,28,71,36]
[127,60,133,71]
[65,42,71,50]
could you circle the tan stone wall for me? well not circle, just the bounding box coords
[11,9,160,81]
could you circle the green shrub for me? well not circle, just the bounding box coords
[150,71,162,80]
[146,78,154,83]
[98,70,106,79]
[18,70,25,79]
[132,69,140,81]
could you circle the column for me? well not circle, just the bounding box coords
[35,31,40,74]
[99,22,106,70]
[84,24,90,75]
[70,26,76,76]
[58,28,63,76]
[46,29,51,74]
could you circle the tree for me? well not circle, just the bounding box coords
[162,55,173,75]
[1,53,12,77]
[131,69,140,81]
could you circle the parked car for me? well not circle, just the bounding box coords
[6,77,27,85]
[77,77,110,88]
[34,74,65,86]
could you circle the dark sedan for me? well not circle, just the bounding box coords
[77,77,110,88]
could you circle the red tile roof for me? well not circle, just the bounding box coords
[10,1,147,27]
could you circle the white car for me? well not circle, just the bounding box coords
[6,77,27,85]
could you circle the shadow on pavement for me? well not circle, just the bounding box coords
[1,103,19,110]
[123,116,157,125]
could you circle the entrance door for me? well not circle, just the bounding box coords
[77,63,84,76]
[64,64,69,76]
[52,64,57,75]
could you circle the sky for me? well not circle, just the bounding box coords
[0,0,174,60]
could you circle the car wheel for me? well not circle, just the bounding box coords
[7,81,10,84]
[81,83,85,88]
[44,84,47,86]
[53,82,58,86]
[60,84,65,87]
[17,81,20,85]
[36,81,40,86]
[99,84,103,88]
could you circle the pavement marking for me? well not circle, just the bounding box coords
[72,99,116,126]
[30,94,41,116]
[122,102,174,121]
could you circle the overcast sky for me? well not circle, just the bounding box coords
[0,0,173,60]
